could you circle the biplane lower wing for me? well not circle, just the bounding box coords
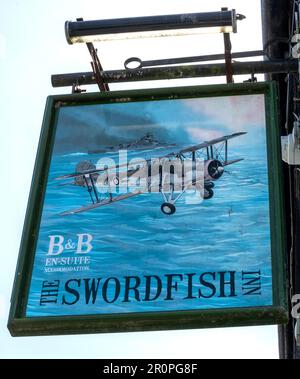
[59,191,142,216]
[56,131,247,215]
[56,132,246,181]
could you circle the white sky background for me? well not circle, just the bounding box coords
[0,0,279,358]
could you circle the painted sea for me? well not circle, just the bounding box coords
[26,94,273,316]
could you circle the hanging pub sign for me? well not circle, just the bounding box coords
[8,82,288,336]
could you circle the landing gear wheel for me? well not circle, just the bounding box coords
[205,181,215,189]
[204,188,214,200]
[161,202,176,215]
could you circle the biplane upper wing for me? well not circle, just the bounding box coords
[179,132,247,154]
[56,132,247,181]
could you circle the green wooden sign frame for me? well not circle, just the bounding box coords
[8,82,288,336]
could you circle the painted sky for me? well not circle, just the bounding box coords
[55,94,265,153]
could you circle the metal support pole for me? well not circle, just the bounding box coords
[223,33,233,83]
[51,59,298,88]
[222,7,234,84]
[124,49,265,70]
[261,0,300,360]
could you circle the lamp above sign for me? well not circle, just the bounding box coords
[8,82,288,336]
[65,10,245,44]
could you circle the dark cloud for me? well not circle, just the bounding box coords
[53,103,191,154]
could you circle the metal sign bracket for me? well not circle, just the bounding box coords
[74,18,110,93]
[52,9,296,93]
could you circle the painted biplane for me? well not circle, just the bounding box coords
[56,132,246,216]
